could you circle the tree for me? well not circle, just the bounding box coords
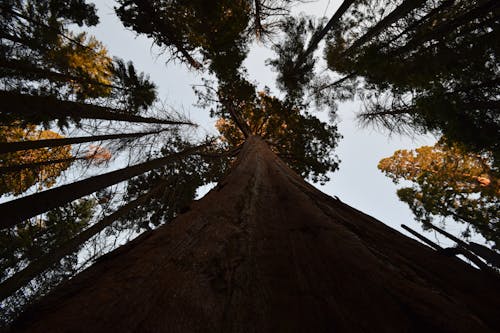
[115,0,251,72]
[10,136,500,332]
[0,128,171,154]
[1,0,175,129]
[324,0,500,162]
[0,198,96,323]
[379,137,500,248]
[0,142,211,228]
[0,125,73,196]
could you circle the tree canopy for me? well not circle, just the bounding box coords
[379,137,499,248]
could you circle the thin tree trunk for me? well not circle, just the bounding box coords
[425,221,494,271]
[343,0,427,57]
[296,0,355,66]
[0,156,79,173]
[225,103,251,138]
[401,224,443,250]
[0,143,208,229]
[0,182,166,302]
[312,73,356,94]
[382,0,456,50]
[253,0,264,39]
[391,0,498,58]
[0,58,125,91]
[12,136,500,332]
[0,91,195,126]
[0,129,167,154]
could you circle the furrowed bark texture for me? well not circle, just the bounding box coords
[13,136,500,332]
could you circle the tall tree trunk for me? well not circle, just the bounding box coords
[296,0,355,66]
[0,182,166,302]
[0,156,78,173]
[0,129,167,154]
[253,0,264,39]
[382,0,456,50]
[0,91,195,126]
[12,136,500,332]
[343,0,427,57]
[0,58,124,91]
[0,143,208,229]
[392,0,499,58]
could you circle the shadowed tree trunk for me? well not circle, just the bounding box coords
[0,129,168,154]
[0,156,79,173]
[343,0,427,57]
[0,143,208,229]
[0,182,167,302]
[296,0,355,66]
[12,136,500,332]
[0,91,195,126]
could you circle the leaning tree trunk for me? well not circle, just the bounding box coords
[12,136,500,332]
[0,182,167,302]
[296,0,356,66]
[0,91,195,126]
[343,0,427,57]
[0,129,167,154]
[0,144,207,229]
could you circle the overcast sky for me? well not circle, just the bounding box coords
[83,0,481,248]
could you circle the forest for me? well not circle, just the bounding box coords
[0,0,499,331]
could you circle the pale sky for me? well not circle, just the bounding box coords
[83,0,481,249]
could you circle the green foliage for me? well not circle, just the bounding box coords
[379,138,499,247]
[1,0,158,127]
[267,16,317,104]
[325,0,500,161]
[111,58,157,114]
[216,89,341,184]
[115,0,251,74]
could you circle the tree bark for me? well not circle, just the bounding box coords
[0,182,166,302]
[12,136,500,332]
[0,129,167,154]
[0,144,208,229]
[0,91,195,126]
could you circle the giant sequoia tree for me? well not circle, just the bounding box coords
[2,0,500,332]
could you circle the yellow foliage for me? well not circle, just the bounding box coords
[47,32,113,99]
[0,125,73,196]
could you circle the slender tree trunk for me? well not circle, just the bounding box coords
[0,58,125,91]
[0,91,195,126]
[382,0,456,50]
[400,224,443,250]
[253,0,264,39]
[0,129,167,154]
[297,0,355,66]
[0,182,166,302]
[391,0,498,57]
[12,136,500,332]
[313,72,356,94]
[0,143,208,229]
[0,156,78,173]
[343,0,427,57]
